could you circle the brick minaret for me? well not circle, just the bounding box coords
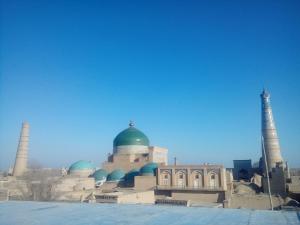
[261,90,284,173]
[13,122,30,176]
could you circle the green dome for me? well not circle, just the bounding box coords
[107,169,125,181]
[69,160,95,172]
[125,169,140,183]
[140,163,158,176]
[113,122,150,147]
[92,169,108,181]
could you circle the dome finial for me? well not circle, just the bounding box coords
[129,120,134,127]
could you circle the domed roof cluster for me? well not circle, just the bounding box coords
[68,122,159,184]
[92,163,158,183]
[69,160,158,185]
[113,121,150,147]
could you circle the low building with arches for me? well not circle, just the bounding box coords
[156,165,229,204]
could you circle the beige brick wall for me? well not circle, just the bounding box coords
[118,191,155,204]
[102,154,149,173]
[134,176,156,191]
[171,191,225,203]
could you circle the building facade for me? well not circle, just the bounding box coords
[154,165,229,204]
[157,165,227,190]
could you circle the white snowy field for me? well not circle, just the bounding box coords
[0,201,299,225]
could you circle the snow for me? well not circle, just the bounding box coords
[0,201,299,225]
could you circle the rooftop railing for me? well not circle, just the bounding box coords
[156,185,224,191]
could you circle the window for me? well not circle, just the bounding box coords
[209,173,218,188]
[162,172,170,186]
[193,173,202,188]
[177,172,185,187]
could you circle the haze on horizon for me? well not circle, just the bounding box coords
[0,0,299,170]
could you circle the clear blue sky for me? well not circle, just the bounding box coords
[1,0,299,170]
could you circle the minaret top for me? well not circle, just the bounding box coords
[261,89,270,98]
[129,120,134,127]
[22,121,30,127]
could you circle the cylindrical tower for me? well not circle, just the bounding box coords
[13,122,30,176]
[261,90,283,173]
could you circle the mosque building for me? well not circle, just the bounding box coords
[45,121,230,205]
[102,121,168,173]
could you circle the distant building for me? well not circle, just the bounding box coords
[233,160,252,181]
[47,121,233,205]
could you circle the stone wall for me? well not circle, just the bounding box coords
[171,190,225,203]
[229,194,283,210]
[134,176,156,191]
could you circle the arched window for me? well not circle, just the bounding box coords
[161,171,170,186]
[176,171,186,187]
[192,172,203,188]
[208,172,219,188]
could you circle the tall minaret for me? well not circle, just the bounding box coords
[13,122,30,176]
[261,90,284,173]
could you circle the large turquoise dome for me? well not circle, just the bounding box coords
[69,160,95,172]
[113,122,150,147]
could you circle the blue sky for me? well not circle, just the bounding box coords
[1,0,299,170]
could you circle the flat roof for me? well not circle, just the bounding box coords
[0,201,299,225]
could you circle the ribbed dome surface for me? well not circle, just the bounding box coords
[92,169,108,181]
[69,160,95,171]
[107,169,125,181]
[113,123,149,147]
[140,163,158,176]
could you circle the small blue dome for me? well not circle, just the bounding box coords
[125,169,140,183]
[140,163,158,176]
[107,169,125,181]
[69,160,95,172]
[92,169,108,181]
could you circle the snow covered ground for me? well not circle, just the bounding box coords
[0,201,299,225]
